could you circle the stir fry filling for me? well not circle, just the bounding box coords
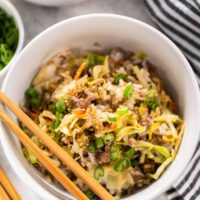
[21,48,184,199]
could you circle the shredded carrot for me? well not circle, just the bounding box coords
[74,62,87,80]
[110,123,116,130]
[74,106,92,118]
[74,108,86,118]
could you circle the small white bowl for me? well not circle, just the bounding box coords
[22,0,84,7]
[0,0,24,84]
[1,14,200,200]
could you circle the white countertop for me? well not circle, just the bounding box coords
[0,0,167,199]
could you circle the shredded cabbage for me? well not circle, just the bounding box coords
[116,125,145,141]
[92,56,110,79]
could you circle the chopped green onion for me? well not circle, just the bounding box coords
[25,87,38,98]
[51,119,60,131]
[22,147,28,158]
[56,99,66,113]
[29,98,41,109]
[110,144,120,161]
[135,50,146,59]
[95,137,104,148]
[85,189,99,200]
[123,85,134,99]
[87,53,104,67]
[94,166,104,180]
[113,73,127,85]
[103,132,115,144]
[55,111,64,120]
[0,8,19,70]
[108,116,117,122]
[114,158,131,172]
[0,44,13,69]
[48,103,56,113]
[28,151,38,164]
[88,142,96,153]
[0,63,4,70]
[124,148,135,158]
[131,159,139,167]
[116,106,128,116]
[146,89,159,111]
[25,87,41,109]
[22,148,37,164]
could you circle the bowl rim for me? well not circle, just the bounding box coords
[0,0,24,80]
[22,0,84,7]
[1,13,200,200]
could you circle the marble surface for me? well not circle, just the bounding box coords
[0,0,166,199]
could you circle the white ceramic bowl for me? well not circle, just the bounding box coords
[22,0,84,7]
[0,0,24,85]
[1,14,200,200]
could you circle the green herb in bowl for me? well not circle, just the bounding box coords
[0,8,18,70]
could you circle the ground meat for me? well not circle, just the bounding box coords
[131,168,144,181]
[96,145,110,164]
[72,95,96,109]
[151,135,164,145]
[97,152,110,164]
[61,136,73,144]
[126,187,134,195]
[137,134,148,141]
[142,162,155,173]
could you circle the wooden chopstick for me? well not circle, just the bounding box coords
[0,109,88,200]
[0,185,10,200]
[0,92,114,200]
[0,168,21,200]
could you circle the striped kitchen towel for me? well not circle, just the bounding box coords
[144,0,200,200]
